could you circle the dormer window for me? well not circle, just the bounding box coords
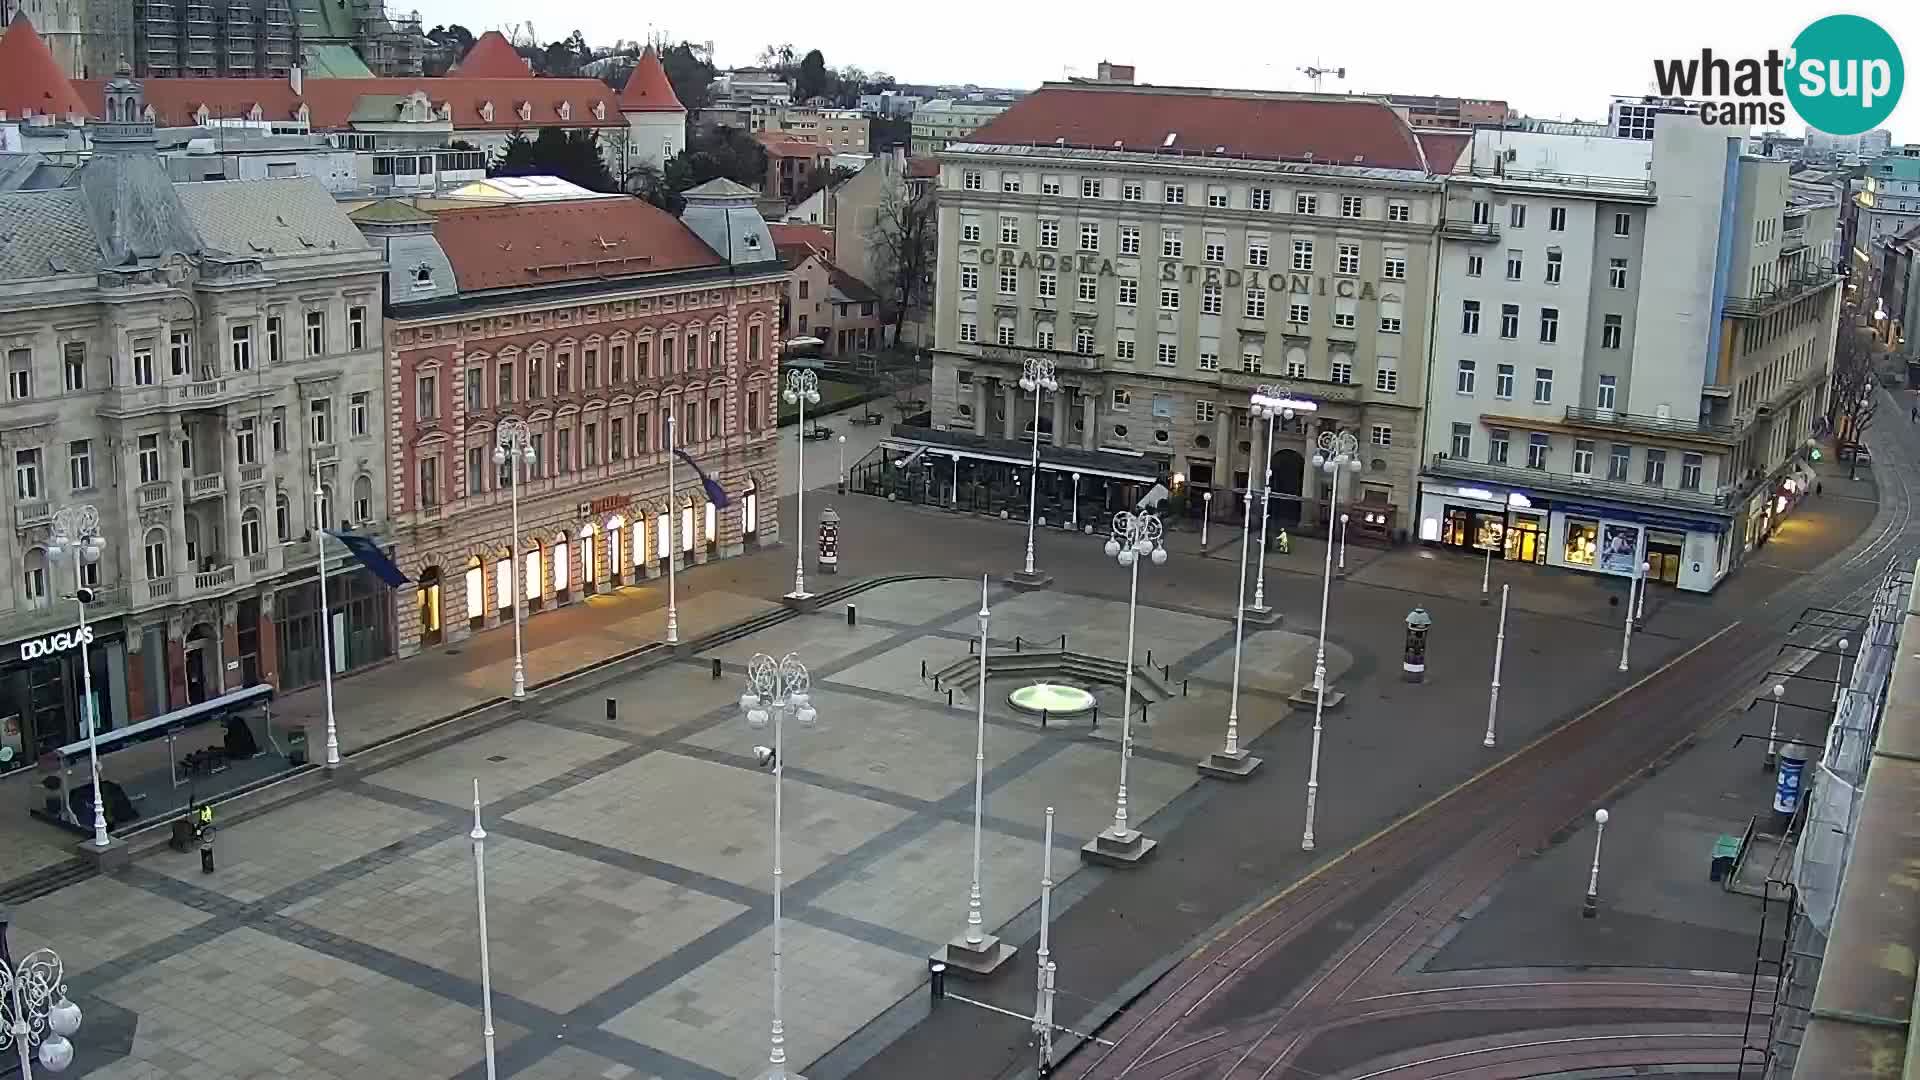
[144,104,156,122]
[249,103,263,122]
[195,104,210,125]
[557,101,572,122]
[479,101,494,123]
[516,101,531,122]
[411,263,434,291]
[592,101,606,121]
[294,104,308,124]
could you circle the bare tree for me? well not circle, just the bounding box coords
[866,180,936,348]
[1829,327,1878,478]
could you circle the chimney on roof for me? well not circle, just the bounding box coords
[290,65,302,95]
[1095,61,1135,85]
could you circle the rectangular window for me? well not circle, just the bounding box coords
[1198,351,1219,372]
[309,397,332,444]
[1371,424,1392,446]
[229,323,253,371]
[1500,303,1519,339]
[13,448,40,500]
[1248,240,1270,268]
[1383,255,1406,280]
[1461,300,1481,334]
[609,417,624,461]
[1330,359,1352,384]
[1545,250,1563,284]
[1337,243,1359,276]
[1081,177,1103,198]
[1375,357,1398,393]
[1539,307,1559,343]
[999,266,1018,294]
[1509,202,1527,228]
[997,323,1016,346]
[1333,308,1356,329]
[1075,326,1096,355]
[1120,226,1141,255]
[1295,192,1318,215]
[1549,206,1567,231]
[1472,200,1492,225]
[1527,433,1549,469]
[1114,336,1135,362]
[1206,187,1227,208]
[1291,239,1314,271]
[1118,278,1138,306]
[170,330,192,375]
[1456,358,1476,394]
[67,439,92,491]
[1164,183,1186,205]
[960,265,979,291]
[961,221,981,243]
[1505,251,1523,280]
[1608,443,1631,481]
[1080,222,1100,250]
[963,170,983,191]
[1251,188,1273,211]
[467,446,485,495]
[1573,440,1594,475]
[1597,375,1617,411]
[1613,212,1632,237]
[1162,228,1183,258]
[132,345,155,386]
[350,391,369,437]
[62,342,85,392]
[1040,176,1061,196]
[1245,288,1266,319]
[271,407,285,452]
[1379,315,1402,334]
[1036,325,1055,350]
[1196,400,1217,423]
[1602,314,1623,349]
[1680,453,1703,491]
[138,434,160,483]
[1488,429,1509,465]
[1608,258,1628,288]
[1388,200,1410,223]
[235,418,257,466]
[1202,284,1221,314]
[348,305,367,351]
[1078,276,1098,302]
[609,344,624,384]
[1286,356,1308,379]
[1111,387,1130,410]
[1205,239,1225,263]
[1289,302,1311,324]
[1341,195,1363,218]
[1039,219,1059,248]
[266,316,282,364]
[1002,173,1022,193]
[305,310,324,356]
[1038,272,1057,299]
[556,428,572,471]
[1000,216,1019,245]
[1241,347,1263,374]
[5,350,28,400]
[1534,367,1554,403]
[1156,341,1177,366]
[1495,363,1514,399]
[1450,423,1472,459]
[1124,181,1144,202]
[1644,448,1667,486]
[959,320,978,343]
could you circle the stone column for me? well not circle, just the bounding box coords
[1051,389,1067,448]
[1213,405,1233,515]
[220,414,243,570]
[974,380,988,435]
[168,437,189,584]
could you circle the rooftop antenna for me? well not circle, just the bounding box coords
[1299,62,1346,93]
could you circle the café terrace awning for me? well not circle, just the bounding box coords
[880,425,1161,484]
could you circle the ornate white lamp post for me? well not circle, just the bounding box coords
[1015,358,1059,586]
[468,781,498,1080]
[937,576,1014,976]
[493,420,536,699]
[1336,512,1349,578]
[783,369,821,601]
[0,916,83,1078]
[1246,390,1316,621]
[739,653,818,1080]
[1301,429,1360,852]
[310,450,342,766]
[1200,471,1262,780]
[1581,807,1610,918]
[1765,682,1785,769]
[46,506,108,848]
[1484,583,1509,748]
[1083,511,1166,866]
[836,434,847,494]
[666,414,680,644]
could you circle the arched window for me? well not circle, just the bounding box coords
[704,500,717,547]
[317,484,335,532]
[631,512,647,565]
[552,532,570,593]
[579,522,596,585]
[523,541,540,602]
[144,528,169,579]
[465,555,485,621]
[680,497,695,554]
[353,474,373,523]
[744,482,758,535]
[493,549,512,611]
[22,548,49,608]
[655,506,669,562]
[240,507,263,557]
[275,492,292,540]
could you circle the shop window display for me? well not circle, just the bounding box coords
[1565,519,1599,566]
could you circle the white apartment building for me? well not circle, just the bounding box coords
[0,71,391,773]
[911,99,1012,156]
[1420,117,1840,594]
[920,83,1447,540]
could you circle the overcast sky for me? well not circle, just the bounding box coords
[421,0,1917,140]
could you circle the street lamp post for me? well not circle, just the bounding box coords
[0,916,83,1078]
[1302,430,1361,852]
[1015,358,1059,585]
[493,421,536,699]
[666,414,680,644]
[783,370,821,601]
[1201,491,1212,548]
[1069,472,1080,532]
[836,435,847,494]
[46,507,107,848]
[1484,584,1509,748]
[468,781,498,1080]
[1200,471,1262,780]
[739,653,817,1080]
[1480,545,1492,605]
[1336,512,1349,579]
[1832,638,1851,710]
[1765,683,1785,770]
[1581,808,1610,918]
[1083,511,1166,866]
[1634,560,1650,626]
[1247,388,1315,621]
[1617,563,1640,673]
[950,453,961,510]
[938,576,1014,975]
[310,451,342,767]
[1032,806,1057,1077]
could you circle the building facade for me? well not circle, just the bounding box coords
[0,69,390,772]
[924,83,1444,537]
[1419,119,1841,594]
[355,179,786,659]
[1384,94,1513,130]
[910,99,1011,156]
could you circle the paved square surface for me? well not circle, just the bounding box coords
[363,721,629,810]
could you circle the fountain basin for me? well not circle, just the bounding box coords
[1008,682,1097,717]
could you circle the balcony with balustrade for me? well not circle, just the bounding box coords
[1440,219,1502,242]
[1724,263,1843,318]
[1556,406,1741,446]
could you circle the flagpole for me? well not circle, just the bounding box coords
[667,413,679,645]
[313,451,340,769]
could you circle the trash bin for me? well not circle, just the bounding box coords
[288,729,309,767]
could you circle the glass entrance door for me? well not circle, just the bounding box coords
[1504,513,1546,564]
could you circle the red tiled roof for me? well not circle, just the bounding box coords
[758,135,832,159]
[775,242,824,266]
[449,31,530,78]
[618,46,683,113]
[428,198,723,291]
[0,13,88,120]
[965,84,1426,171]
[1416,131,1470,174]
[72,75,620,131]
[769,223,833,258]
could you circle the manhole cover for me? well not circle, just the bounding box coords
[1008,683,1097,717]
[487,755,509,763]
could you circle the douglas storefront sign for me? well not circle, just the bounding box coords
[19,627,95,662]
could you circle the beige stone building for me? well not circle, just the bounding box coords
[922,82,1448,537]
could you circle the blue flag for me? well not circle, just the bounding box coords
[674,448,731,507]
[326,530,410,588]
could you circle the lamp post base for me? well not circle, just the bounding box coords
[1287,684,1347,712]
[933,934,1016,978]
[75,832,131,870]
[1198,749,1264,780]
[1081,827,1158,867]
[1004,570,1053,590]
[1581,893,1598,918]
[781,592,820,613]
[1241,604,1283,626]
[749,1068,808,1080]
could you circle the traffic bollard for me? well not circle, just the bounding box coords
[606,698,617,720]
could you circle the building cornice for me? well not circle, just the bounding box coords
[939,143,1441,191]
[387,263,788,322]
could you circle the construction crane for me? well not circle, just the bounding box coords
[1299,63,1346,93]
